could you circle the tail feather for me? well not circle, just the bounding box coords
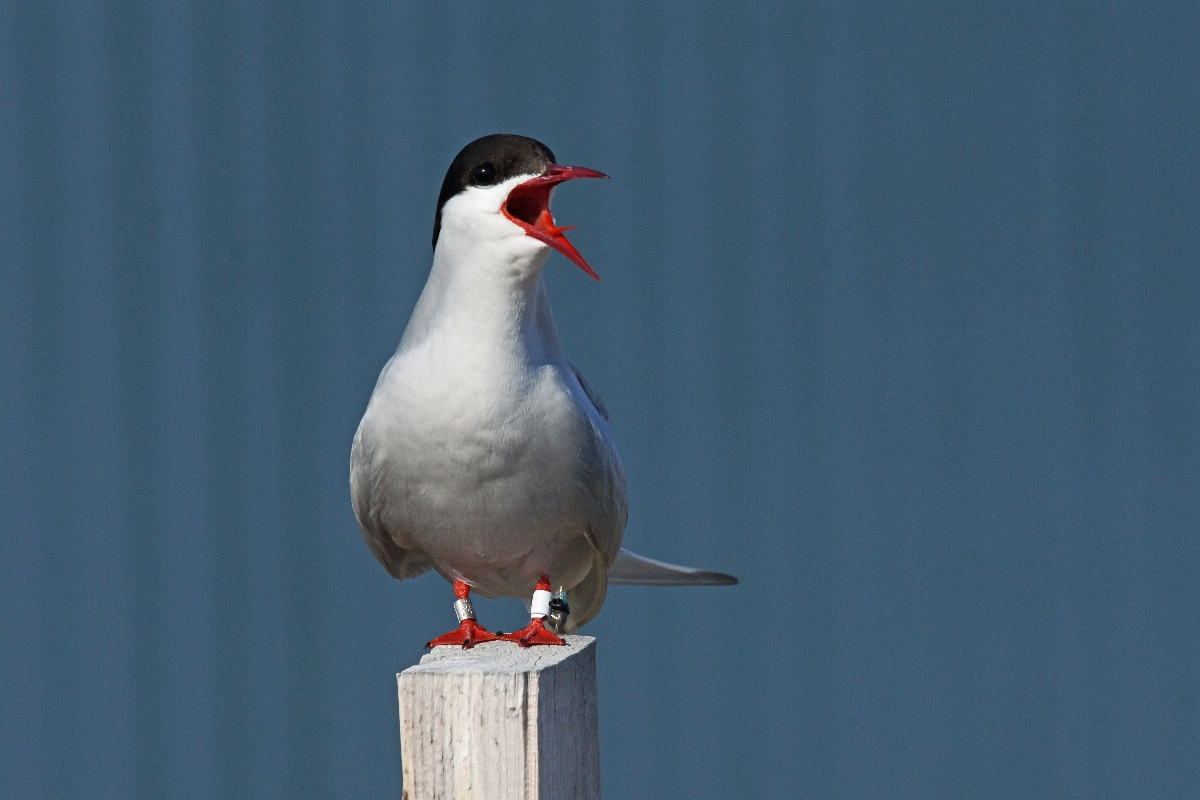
[607,548,738,586]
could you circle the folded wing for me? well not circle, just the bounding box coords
[350,425,433,582]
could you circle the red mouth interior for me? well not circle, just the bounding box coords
[501,165,607,280]
[504,182,555,228]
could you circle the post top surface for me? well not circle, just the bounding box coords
[400,635,595,675]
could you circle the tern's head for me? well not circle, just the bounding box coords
[432,134,607,280]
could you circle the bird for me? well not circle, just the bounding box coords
[351,134,735,648]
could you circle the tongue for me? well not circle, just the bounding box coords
[529,209,595,280]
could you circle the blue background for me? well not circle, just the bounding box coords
[3,2,1198,798]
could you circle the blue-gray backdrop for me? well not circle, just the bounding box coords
[3,2,1198,798]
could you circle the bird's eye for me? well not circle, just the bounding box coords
[471,163,496,186]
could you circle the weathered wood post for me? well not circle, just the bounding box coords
[397,635,601,800]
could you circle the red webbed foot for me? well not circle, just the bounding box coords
[500,617,564,647]
[426,579,500,649]
[500,576,565,647]
[426,618,500,650]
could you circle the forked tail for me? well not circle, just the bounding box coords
[606,548,738,586]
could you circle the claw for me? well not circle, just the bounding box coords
[500,617,565,648]
[427,618,500,650]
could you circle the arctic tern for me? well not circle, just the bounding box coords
[351,134,735,648]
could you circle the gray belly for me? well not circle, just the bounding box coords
[363,371,602,598]
[389,460,598,597]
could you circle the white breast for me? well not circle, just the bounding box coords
[353,187,616,597]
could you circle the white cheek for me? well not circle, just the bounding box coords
[439,175,534,235]
[437,175,549,271]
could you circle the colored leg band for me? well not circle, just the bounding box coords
[530,589,552,618]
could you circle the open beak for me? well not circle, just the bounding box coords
[501,164,608,280]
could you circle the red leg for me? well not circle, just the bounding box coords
[501,576,565,647]
[426,579,501,649]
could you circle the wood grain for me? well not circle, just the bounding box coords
[398,636,600,800]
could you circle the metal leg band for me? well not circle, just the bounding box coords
[454,597,476,622]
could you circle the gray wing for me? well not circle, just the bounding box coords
[350,425,432,581]
[563,360,626,627]
[607,548,738,586]
[564,361,737,588]
[566,359,625,569]
[567,358,609,421]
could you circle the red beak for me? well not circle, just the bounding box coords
[501,164,608,280]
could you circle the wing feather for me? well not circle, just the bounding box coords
[350,426,432,581]
[567,361,625,570]
[567,358,609,421]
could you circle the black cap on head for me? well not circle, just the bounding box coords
[432,134,556,249]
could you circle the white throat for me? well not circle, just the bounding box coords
[400,175,563,363]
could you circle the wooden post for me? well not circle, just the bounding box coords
[397,635,601,800]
